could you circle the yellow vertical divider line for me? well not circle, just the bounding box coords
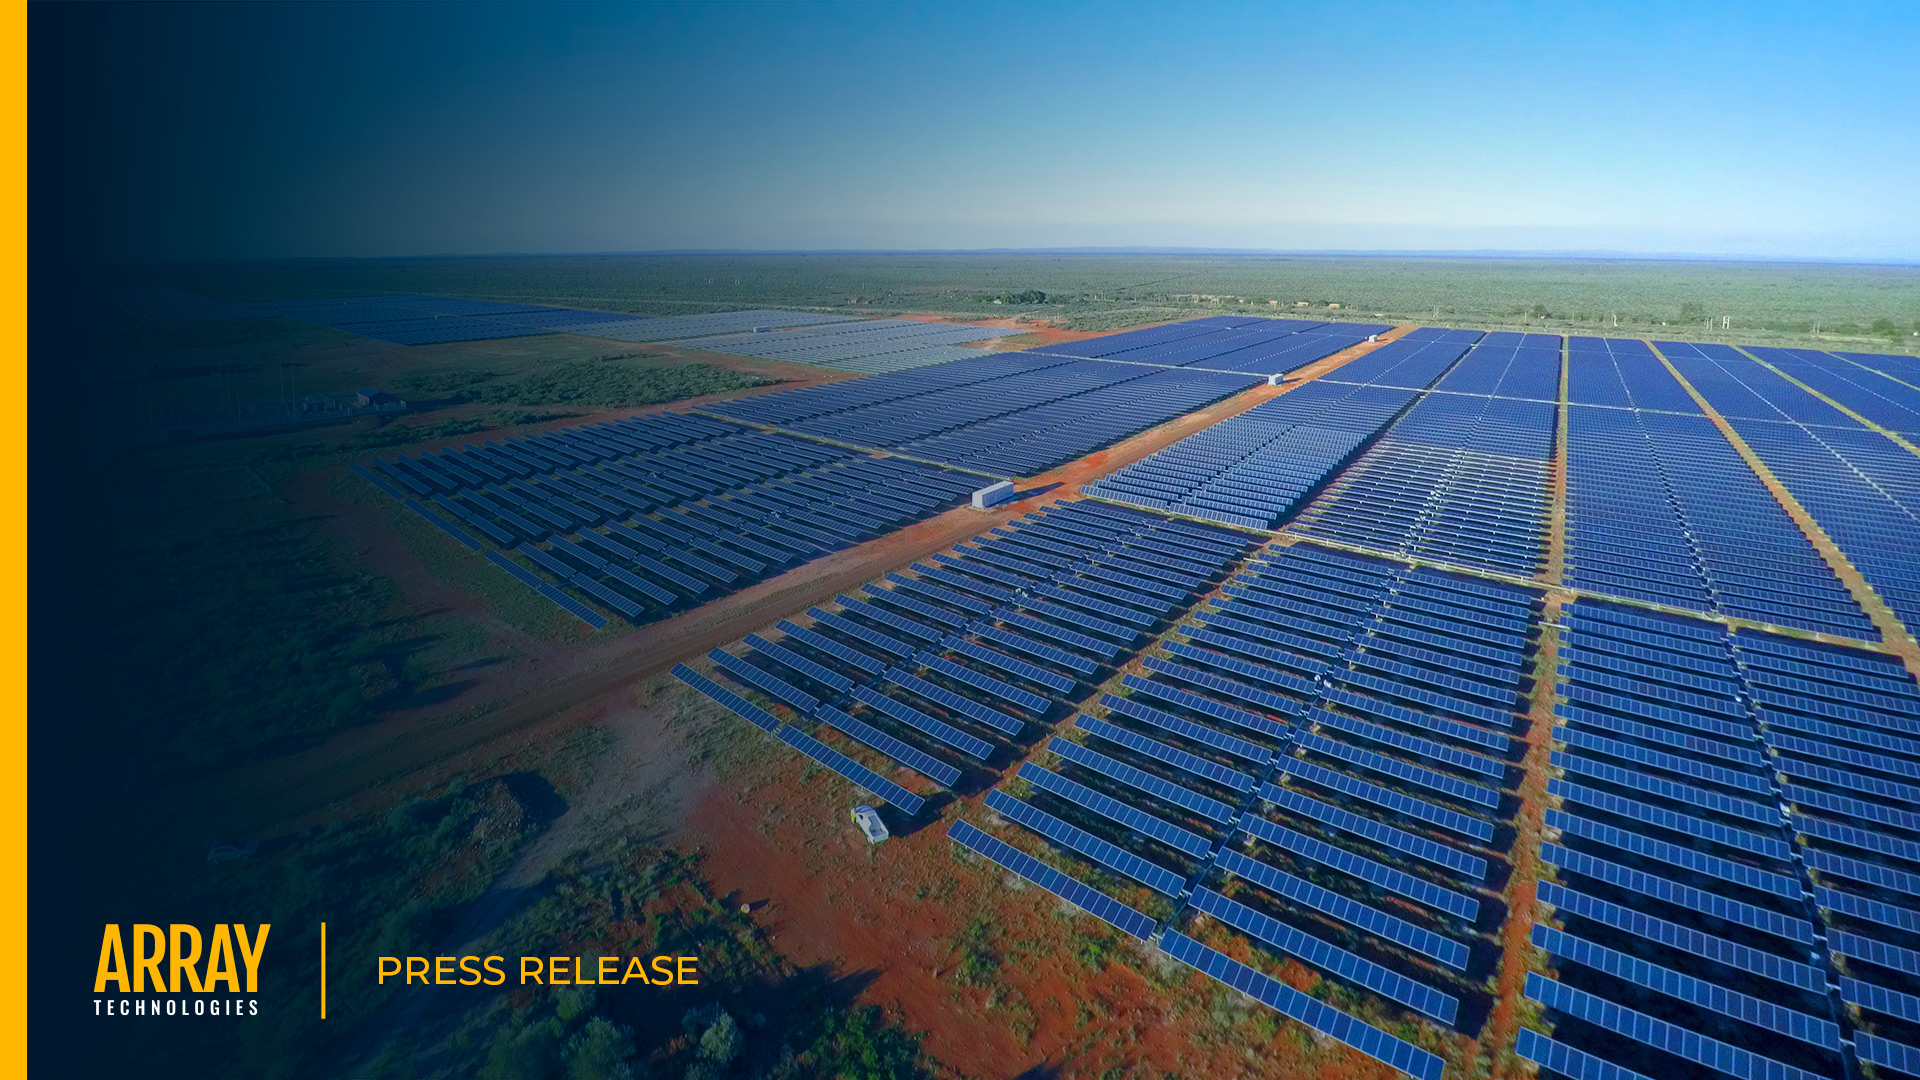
[321,923,327,1019]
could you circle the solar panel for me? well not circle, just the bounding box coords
[1280,759,1495,843]
[1261,784,1487,880]
[1322,688,1512,752]
[1240,815,1478,920]
[745,635,855,695]
[1214,847,1466,969]
[917,654,1051,714]
[1549,781,1791,861]
[776,621,887,676]
[813,706,960,787]
[777,725,924,814]
[1530,925,1838,1048]
[1295,731,1498,808]
[1814,886,1920,937]
[836,594,944,642]
[970,623,1101,676]
[864,584,969,630]
[998,611,1126,661]
[1019,763,1213,860]
[1048,737,1239,824]
[1124,674,1295,740]
[1188,886,1459,1023]
[847,685,992,759]
[671,664,782,734]
[1516,1027,1654,1080]
[1075,715,1255,792]
[808,607,917,659]
[1547,811,1799,898]
[1310,708,1504,780]
[1841,975,1920,1024]
[708,650,820,712]
[1101,693,1274,765]
[1544,844,1814,946]
[984,790,1186,898]
[948,821,1156,940]
[1524,974,1824,1080]
[941,636,1077,696]
[1537,881,1820,990]
[1830,929,1920,978]
[1857,1033,1920,1079]
[885,668,1025,737]
[1551,752,1776,826]
[1159,931,1445,1080]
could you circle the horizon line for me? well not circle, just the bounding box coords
[128,247,1920,267]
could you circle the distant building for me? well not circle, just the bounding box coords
[356,387,405,410]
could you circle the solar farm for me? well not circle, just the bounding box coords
[346,306,1920,1080]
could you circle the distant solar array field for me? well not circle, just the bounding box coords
[1027,314,1393,377]
[355,411,979,628]
[952,544,1538,1080]
[675,499,1255,813]
[1085,380,1421,528]
[706,352,1258,477]
[1526,599,1920,1080]
[668,317,1024,373]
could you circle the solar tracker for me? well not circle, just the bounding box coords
[777,725,924,814]
[1240,815,1479,920]
[1123,674,1296,740]
[1019,763,1213,860]
[1548,781,1791,860]
[776,621,887,676]
[1551,752,1776,825]
[1814,886,1920,936]
[671,664,783,734]
[1516,1028,1655,1080]
[1525,975,1825,1080]
[970,624,1101,676]
[1543,844,1814,945]
[1075,715,1255,792]
[984,790,1186,898]
[947,821,1157,939]
[708,649,819,712]
[744,634,854,695]
[812,706,961,787]
[1189,885,1459,1022]
[1261,783,1487,880]
[1311,709,1504,780]
[1295,731,1499,808]
[885,668,1025,736]
[1213,847,1467,969]
[1531,925,1839,1048]
[1857,1033,1920,1078]
[848,685,993,760]
[1049,737,1238,824]
[1160,931,1445,1080]
[1841,976,1920,1024]
[1100,693,1274,764]
[1280,758,1495,842]
[1537,881,1819,989]
[1547,811,1800,898]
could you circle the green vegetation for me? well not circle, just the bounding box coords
[475,356,771,407]
[388,354,770,409]
[125,252,1920,352]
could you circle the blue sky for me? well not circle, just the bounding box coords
[38,1,1920,261]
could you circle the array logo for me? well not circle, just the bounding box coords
[93,924,271,1017]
